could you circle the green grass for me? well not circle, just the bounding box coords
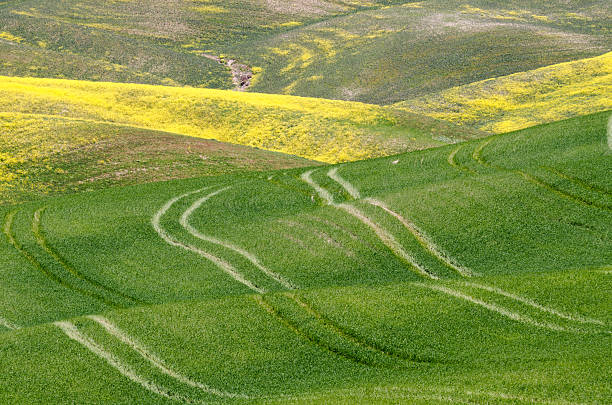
[0,111,610,403]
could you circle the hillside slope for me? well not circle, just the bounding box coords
[1,1,609,105]
[0,112,319,205]
[395,52,612,133]
[0,0,406,88]
[0,76,482,164]
[0,111,609,403]
[237,0,611,104]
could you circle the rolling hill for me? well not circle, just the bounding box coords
[1,110,610,403]
[237,0,611,104]
[0,112,320,205]
[395,51,612,133]
[0,0,407,88]
[0,75,482,168]
[1,1,609,105]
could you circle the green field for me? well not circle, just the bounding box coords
[1,110,610,403]
[1,0,610,403]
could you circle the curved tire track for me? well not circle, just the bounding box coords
[87,315,249,399]
[152,188,265,294]
[180,188,297,290]
[415,283,579,333]
[4,210,114,308]
[473,138,612,212]
[462,281,605,326]
[254,295,380,367]
[323,167,607,332]
[301,170,438,280]
[326,168,473,277]
[448,144,477,174]
[55,321,208,404]
[287,293,441,365]
[365,198,478,278]
[541,166,612,197]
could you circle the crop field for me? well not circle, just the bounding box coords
[1,110,610,403]
[396,52,612,133]
[1,0,610,403]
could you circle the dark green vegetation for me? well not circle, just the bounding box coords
[1,0,609,104]
[1,111,610,403]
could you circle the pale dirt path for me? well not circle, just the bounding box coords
[55,320,208,404]
[152,188,265,294]
[328,167,360,199]
[462,282,606,326]
[88,315,249,399]
[365,198,477,277]
[301,169,438,279]
[180,187,297,290]
[201,54,252,91]
[415,283,578,333]
[0,317,18,330]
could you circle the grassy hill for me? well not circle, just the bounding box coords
[0,76,482,167]
[1,1,609,105]
[1,111,609,403]
[0,0,406,88]
[395,52,612,133]
[0,112,319,205]
[234,0,611,104]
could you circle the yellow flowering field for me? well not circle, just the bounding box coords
[396,52,612,133]
[0,76,465,163]
[0,113,111,200]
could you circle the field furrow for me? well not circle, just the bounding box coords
[4,210,114,308]
[254,294,383,368]
[33,208,145,307]
[472,136,612,212]
[287,293,437,365]
[541,167,612,198]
